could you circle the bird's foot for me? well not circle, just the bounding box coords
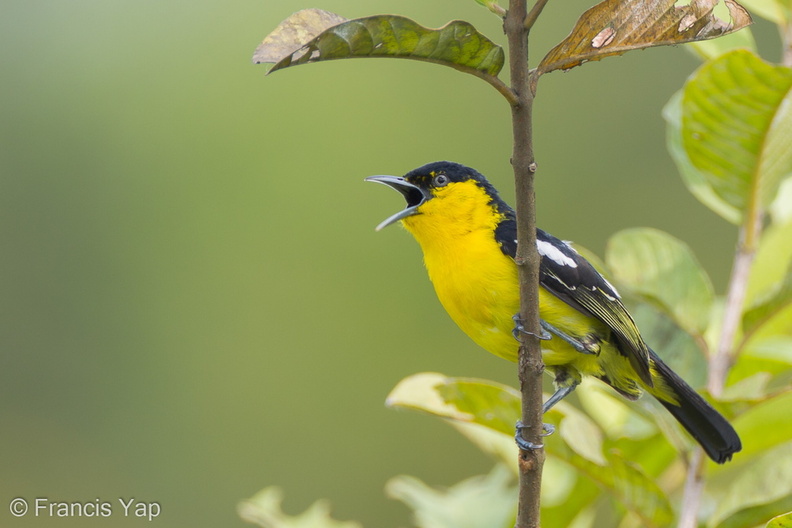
[512,314,552,342]
[515,421,555,451]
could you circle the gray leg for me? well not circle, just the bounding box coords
[512,314,552,341]
[514,380,579,451]
[540,320,599,355]
[542,382,578,413]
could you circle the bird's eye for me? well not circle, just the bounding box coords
[433,174,449,187]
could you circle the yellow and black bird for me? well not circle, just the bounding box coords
[367,161,741,463]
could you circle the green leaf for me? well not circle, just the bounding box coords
[552,445,674,528]
[767,511,792,528]
[559,406,607,465]
[257,15,505,79]
[681,50,792,223]
[770,178,792,224]
[629,302,709,386]
[728,336,792,391]
[716,496,792,528]
[578,382,657,441]
[738,0,787,24]
[386,465,518,528]
[746,220,792,310]
[386,372,521,435]
[728,389,792,459]
[720,371,772,400]
[238,487,361,528]
[387,373,673,527]
[664,91,742,224]
[542,477,601,528]
[606,228,714,336]
[450,421,519,471]
[708,442,792,527]
[743,261,792,338]
[537,0,752,74]
[741,336,792,366]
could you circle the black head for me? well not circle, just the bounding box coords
[366,161,512,230]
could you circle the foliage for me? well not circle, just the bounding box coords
[244,0,792,527]
[238,487,361,528]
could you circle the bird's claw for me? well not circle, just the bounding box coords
[515,421,555,451]
[512,314,552,341]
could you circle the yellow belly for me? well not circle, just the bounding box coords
[415,224,610,381]
[423,230,521,361]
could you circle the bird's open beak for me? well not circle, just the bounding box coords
[365,175,429,231]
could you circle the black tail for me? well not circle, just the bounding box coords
[650,350,742,464]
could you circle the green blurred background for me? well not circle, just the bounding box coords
[0,1,780,526]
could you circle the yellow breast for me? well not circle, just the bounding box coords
[401,181,521,361]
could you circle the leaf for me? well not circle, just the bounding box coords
[664,91,743,223]
[256,14,505,79]
[737,0,787,24]
[730,389,792,459]
[541,456,580,508]
[559,409,607,465]
[541,477,601,528]
[741,336,792,366]
[451,422,519,472]
[386,372,521,436]
[238,487,361,528]
[606,228,714,336]
[708,442,792,527]
[629,302,709,386]
[387,373,673,527]
[716,495,792,528]
[742,261,792,338]
[386,465,518,528]
[578,382,657,440]
[767,511,792,528]
[553,445,675,527]
[746,220,792,310]
[728,336,792,390]
[720,371,772,401]
[770,178,792,224]
[252,9,349,64]
[681,50,792,223]
[537,0,752,74]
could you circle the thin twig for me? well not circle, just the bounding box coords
[708,220,761,397]
[677,449,706,528]
[524,0,550,31]
[783,20,792,67]
[506,1,545,527]
[679,192,763,526]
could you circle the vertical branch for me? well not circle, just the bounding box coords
[505,1,545,527]
[782,19,792,67]
[676,450,705,528]
[708,217,762,398]
[679,204,762,528]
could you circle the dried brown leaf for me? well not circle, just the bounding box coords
[252,8,348,64]
[537,0,752,74]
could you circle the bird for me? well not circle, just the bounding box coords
[366,161,741,463]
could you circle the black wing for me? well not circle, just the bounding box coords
[495,221,652,386]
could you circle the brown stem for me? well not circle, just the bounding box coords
[506,1,545,527]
